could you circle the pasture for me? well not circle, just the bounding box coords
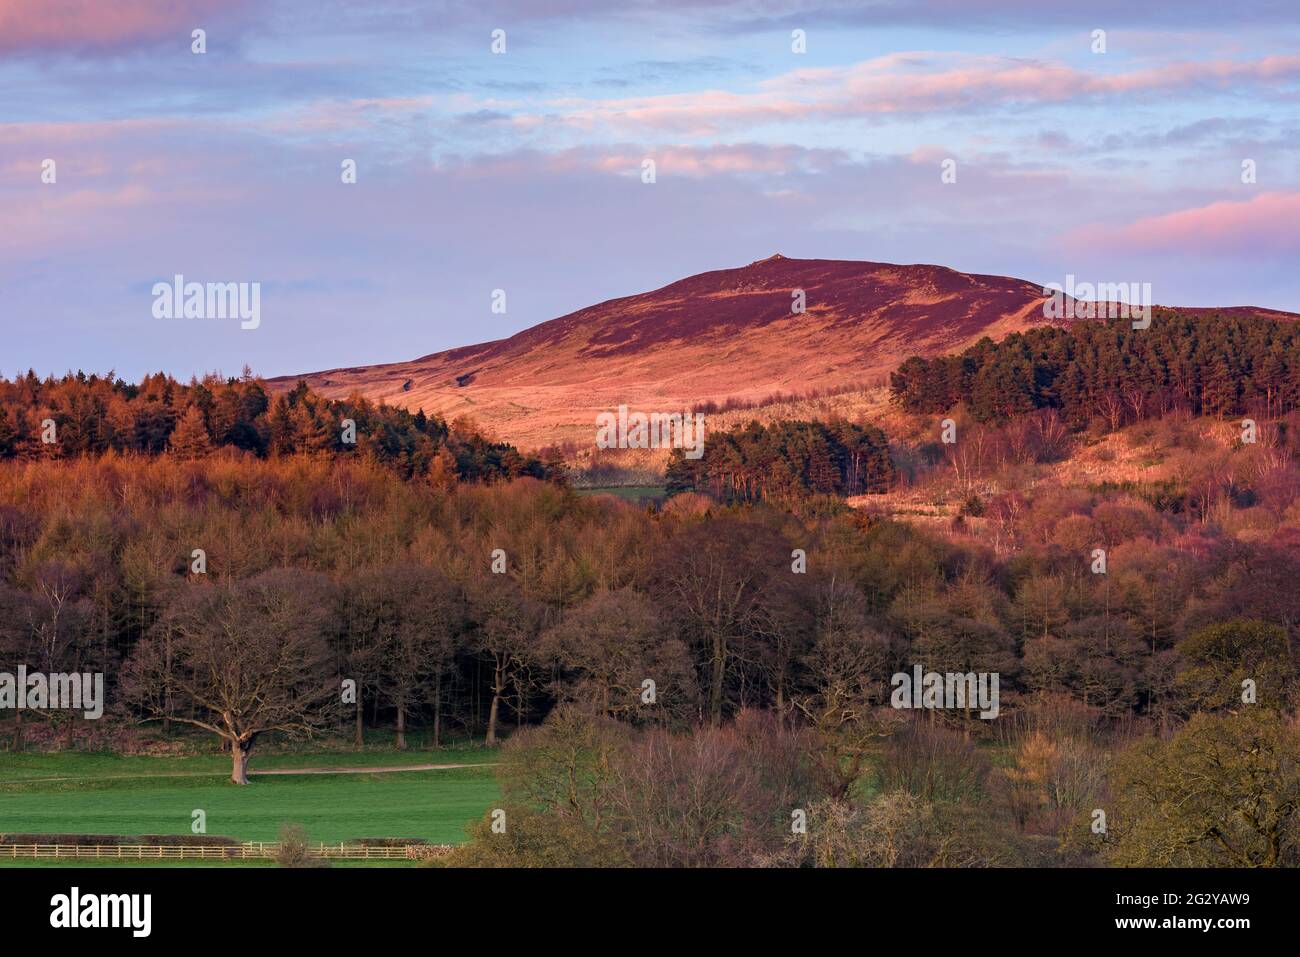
[0,748,500,865]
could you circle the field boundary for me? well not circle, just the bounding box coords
[8,761,497,785]
[1,842,453,861]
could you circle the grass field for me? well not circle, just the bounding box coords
[2,858,410,868]
[0,747,500,865]
[575,486,666,502]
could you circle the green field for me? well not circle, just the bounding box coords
[0,858,411,868]
[575,486,666,502]
[0,748,500,864]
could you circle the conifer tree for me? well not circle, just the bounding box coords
[168,403,212,459]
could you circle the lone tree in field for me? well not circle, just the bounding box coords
[124,569,340,784]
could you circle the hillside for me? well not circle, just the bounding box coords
[272,256,1295,451]
[271,256,1059,450]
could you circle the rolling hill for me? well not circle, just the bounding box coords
[270,255,1294,451]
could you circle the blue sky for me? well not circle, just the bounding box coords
[2,0,1298,381]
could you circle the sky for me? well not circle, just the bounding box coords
[2,0,1299,382]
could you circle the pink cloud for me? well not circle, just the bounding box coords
[0,0,247,54]
[436,143,845,180]
[0,117,181,144]
[536,53,1300,133]
[1066,191,1300,256]
[592,144,840,177]
[0,184,159,253]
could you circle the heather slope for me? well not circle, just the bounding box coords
[274,256,1292,450]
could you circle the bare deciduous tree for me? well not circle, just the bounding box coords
[123,569,339,784]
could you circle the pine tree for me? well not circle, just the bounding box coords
[168,404,213,459]
[293,404,335,454]
[0,405,15,459]
[664,448,697,495]
[1201,356,1238,418]
[427,446,459,490]
[267,396,297,455]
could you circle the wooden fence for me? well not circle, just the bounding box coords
[1,842,452,861]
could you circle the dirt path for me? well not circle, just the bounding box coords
[250,763,491,776]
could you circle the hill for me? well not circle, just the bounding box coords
[272,255,1296,451]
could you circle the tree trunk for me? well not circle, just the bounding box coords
[230,738,251,785]
[395,692,406,750]
[162,640,173,734]
[710,633,725,727]
[486,659,504,745]
[11,707,22,752]
[486,692,500,746]
[433,675,442,749]
[354,694,364,748]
